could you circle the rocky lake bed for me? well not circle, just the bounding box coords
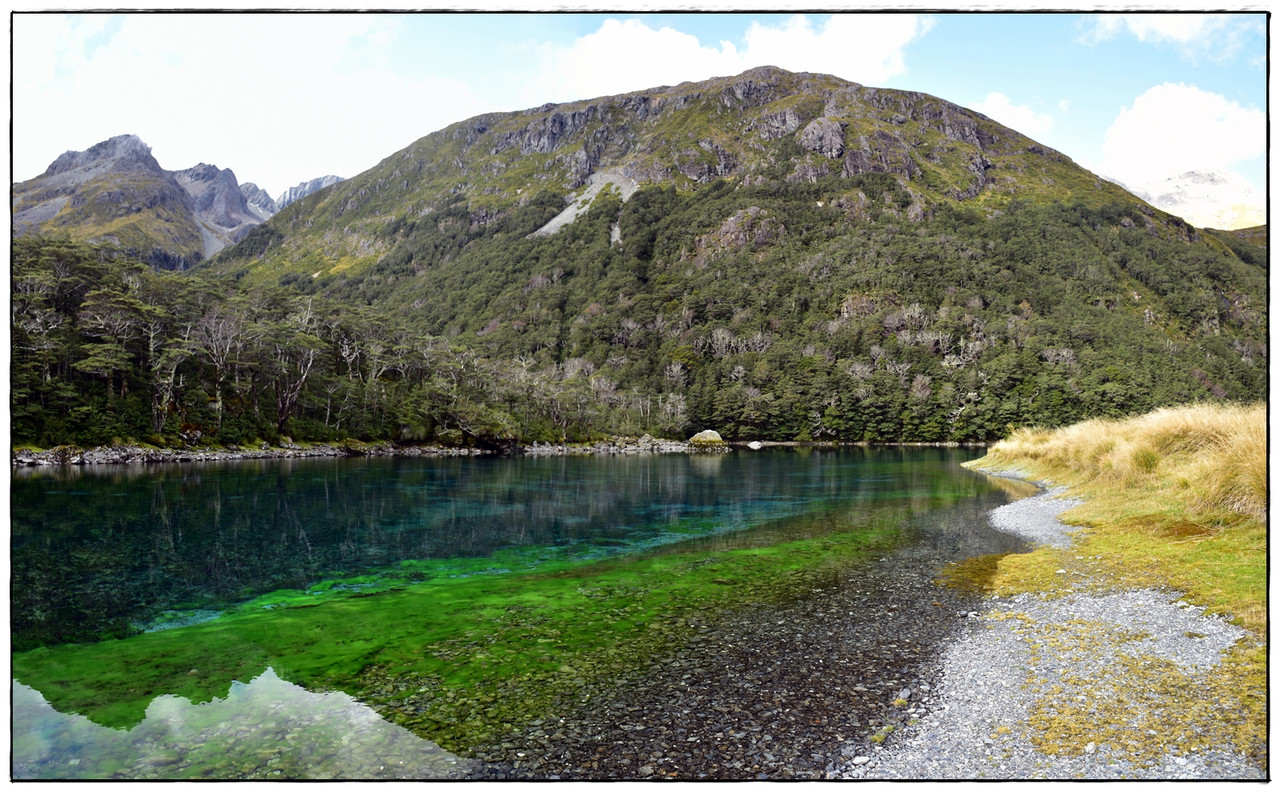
[466,479,1263,781]
[10,448,1262,781]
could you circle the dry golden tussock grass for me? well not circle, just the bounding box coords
[962,403,1268,765]
[986,402,1266,523]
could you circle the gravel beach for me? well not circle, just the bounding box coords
[463,480,1264,781]
[836,485,1265,780]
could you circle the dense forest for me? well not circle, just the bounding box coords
[11,180,1267,451]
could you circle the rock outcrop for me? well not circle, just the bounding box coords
[799,117,847,159]
[694,206,786,262]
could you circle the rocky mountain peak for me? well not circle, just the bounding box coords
[276,175,344,210]
[173,163,261,243]
[177,162,237,184]
[44,133,159,177]
[239,182,279,220]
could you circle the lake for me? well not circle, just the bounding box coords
[11,447,1035,779]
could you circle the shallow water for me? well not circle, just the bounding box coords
[11,447,1033,779]
[12,668,475,780]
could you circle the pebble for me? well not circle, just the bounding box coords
[835,483,1262,781]
[465,494,1025,780]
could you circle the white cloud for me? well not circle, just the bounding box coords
[521,14,933,107]
[1083,13,1228,45]
[1098,83,1264,187]
[740,13,935,84]
[972,92,1054,138]
[521,18,741,105]
[1079,13,1261,62]
[13,13,491,195]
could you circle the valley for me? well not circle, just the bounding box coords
[9,68,1267,454]
[9,63,1267,782]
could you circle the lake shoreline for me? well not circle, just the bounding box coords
[11,437,988,467]
[459,487,1029,780]
[836,466,1263,780]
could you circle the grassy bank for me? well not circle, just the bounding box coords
[956,402,1266,764]
[961,402,1265,629]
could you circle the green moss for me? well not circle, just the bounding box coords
[12,512,903,754]
[1013,615,1267,765]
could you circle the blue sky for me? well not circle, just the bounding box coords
[11,10,1267,206]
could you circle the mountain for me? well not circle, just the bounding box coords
[239,182,279,219]
[1123,170,1264,231]
[276,175,344,210]
[172,163,266,250]
[219,65,1152,282]
[238,176,346,221]
[199,67,1262,438]
[11,134,207,270]
[11,135,340,270]
[1203,224,1268,271]
[12,68,1266,452]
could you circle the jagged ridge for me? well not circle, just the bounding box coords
[12,135,345,270]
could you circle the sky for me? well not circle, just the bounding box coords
[10,8,1269,206]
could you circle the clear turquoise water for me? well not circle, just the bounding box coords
[12,447,990,649]
[11,447,1024,779]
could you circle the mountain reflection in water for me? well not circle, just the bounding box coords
[12,668,475,780]
[12,449,985,650]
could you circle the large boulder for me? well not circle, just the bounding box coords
[687,430,728,450]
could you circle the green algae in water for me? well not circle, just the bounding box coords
[16,450,918,649]
[11,448,1008,772]
[14,504,917,754]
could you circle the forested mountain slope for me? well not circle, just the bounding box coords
[211,66,1150,282]
[11,68,1267,450]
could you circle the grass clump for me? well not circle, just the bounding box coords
[976,402,1265,527]
[869,724,895,744]
[962,402,1266,766]
[965,402,1266,631]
